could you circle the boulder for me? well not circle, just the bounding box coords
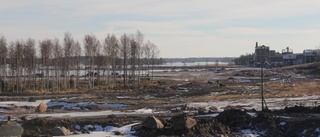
[47,126,71,136]
[216,109,253,128]
[198,108,207,115]
[0,121,24,137]
[171,114,197,130]
[28,97,36,102]
[35,102,48,113]
[253,112,285,137]
[142,116,164,129]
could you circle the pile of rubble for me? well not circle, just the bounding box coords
[134,113,231,137]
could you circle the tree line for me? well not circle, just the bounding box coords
[0,31,160,93]
[233,53,254,66]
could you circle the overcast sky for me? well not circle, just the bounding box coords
[1,0,320,58]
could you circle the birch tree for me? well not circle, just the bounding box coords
[23,38,36,91]
[120,33,131,87]
[39,39,53,91]
[84,34,100,88]
[63,32,75,89]
[104,34,119,87]
[135,30,144,86]
[74,41,82,89]
[53,39,63,92]
[0,36,7,92]
[143,41,152,79]
[150,43,160,80]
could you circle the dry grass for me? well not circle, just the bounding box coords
[265,81,320,97]
[189,94,260,102]
[188,81,320,102]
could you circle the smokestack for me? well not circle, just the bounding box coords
[256,42,258,48]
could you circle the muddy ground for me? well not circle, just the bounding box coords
[1,64,320,137]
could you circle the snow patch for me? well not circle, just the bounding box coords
[28,108,163,118]
[75,125,80,130]
[187,95,320,111]
[279,122,286,126]
[241,129,266,136]
[302,129,307,134]
[61,123,139,137]
[0,116,6,121]
[134,108,153,113]
[0,100,51,107]
[46,101,127,109]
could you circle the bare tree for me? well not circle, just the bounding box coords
[143,41,152,79]
[134,30,144,86]
[0,36,7,92]
[120,33,131,87]
[53,39,63,92]
[104,34,119,87]
[74,41,82,90]
[23,38,36,91]
[150,43,160,80]
[7,40,24,92]
[63,32,75,89]
[39,39,53,91]
[84,34,100,89]
[0,31,159,93]
[130,38,138,86]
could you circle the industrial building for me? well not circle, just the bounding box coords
[253,42,319,67]
[254,42,270,67]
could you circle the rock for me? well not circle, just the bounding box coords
[198,108,207,115]
[114,131,124,135]
[35,102,48,113]
[312,105,320,113]
[171,113,197,130]
[20,115,28,121]
[0,121,24,137]
[142,116,164,129]
[28,97,36,102]
[216,109,253,128]
[209,106,219,111]
[193,118,231,136]
[47,126,71,136]
[253,112,284,137]
[284,105,311,113]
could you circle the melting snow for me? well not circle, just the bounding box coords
[0,100,51,107]
[46,101,127,109]
[279,122,286,126]
[241,129,266,137]
[302,129,308,134]
[0,116,6,121]
[58,123,139,137]
[28,108,162,118]
[187,95,320,111]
